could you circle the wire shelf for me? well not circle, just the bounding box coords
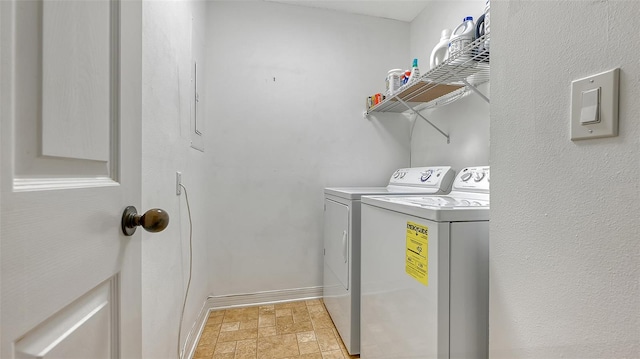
[368,33,490,114]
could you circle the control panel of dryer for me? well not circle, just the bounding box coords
[388,166,455,190]
[451,166,490,192]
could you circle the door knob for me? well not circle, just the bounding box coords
[121,206,169,236]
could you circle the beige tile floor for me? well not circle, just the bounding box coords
[192,299,359,359]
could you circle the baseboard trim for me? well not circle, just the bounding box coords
[185,286,323,358]
[207,286,323,310]
[183,299,211,359]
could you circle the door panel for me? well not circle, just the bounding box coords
[12,0,119,189]
[41,0,111,162]
[324,199,349,290]
[360,204,450,359]
[1,0,142,358]
[14,278,117,359]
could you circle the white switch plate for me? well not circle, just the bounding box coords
[570,68,619,141]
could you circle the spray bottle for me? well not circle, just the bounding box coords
[406,58,420,84]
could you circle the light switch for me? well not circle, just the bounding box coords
[570,68,619,141]
[580,87,600,125]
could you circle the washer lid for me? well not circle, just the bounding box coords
[362,194,490,222]
[324,186,444,200]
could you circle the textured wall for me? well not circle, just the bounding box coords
[205,1,411,297]
[142,1,209,357]
[409,0,490,171]
[490,1,640,358]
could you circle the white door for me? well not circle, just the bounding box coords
[1,0,143,358]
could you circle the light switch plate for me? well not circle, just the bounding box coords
[570,68,619,141]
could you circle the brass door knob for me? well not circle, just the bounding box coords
[121,206,169,236]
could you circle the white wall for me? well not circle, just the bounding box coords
[205,1,410,297]
[490,1,640,358]
[409,0,490,170]
[142,1,208,358]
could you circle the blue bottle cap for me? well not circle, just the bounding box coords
[465,16,473,21]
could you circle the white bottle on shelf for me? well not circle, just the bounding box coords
[386,68,403,96]
[448,16,475,64]
[430,29,451,69]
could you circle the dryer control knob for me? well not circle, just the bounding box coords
[473,171,486,182]
[461,172,472,182]
[393,171,400,178]
[420,170,433,182]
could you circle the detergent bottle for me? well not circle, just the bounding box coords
[484,0,490,50]
[448,16,475,63]
[429,29,451,69]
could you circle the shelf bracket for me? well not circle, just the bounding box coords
[396,97,450,144]
[459,77,490,104]
[448,69,491,104]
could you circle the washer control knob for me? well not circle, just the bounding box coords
[393,171,400,178]
[461,172,472,182]
[399,172,406,179]
[420,170,433,182]
[473,171,486,182]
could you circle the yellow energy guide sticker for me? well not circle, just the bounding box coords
[406,221,428,286]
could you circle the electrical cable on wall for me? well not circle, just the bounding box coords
[177,183,193,359]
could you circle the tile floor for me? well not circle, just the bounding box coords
[192,299,359,359]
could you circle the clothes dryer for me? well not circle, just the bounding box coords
[360,166,490,359]
[323,166,455,355]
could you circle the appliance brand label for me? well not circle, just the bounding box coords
[406,221,428,286]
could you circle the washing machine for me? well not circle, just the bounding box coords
[360,166,490,359]
[323,166,455,355]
